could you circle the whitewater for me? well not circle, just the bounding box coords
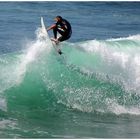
[1,25,140,115]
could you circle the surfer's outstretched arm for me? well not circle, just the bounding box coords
[47,24,56,31]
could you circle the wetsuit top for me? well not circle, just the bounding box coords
[56,18,72,35]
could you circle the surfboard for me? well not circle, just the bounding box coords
[40,17,62,55]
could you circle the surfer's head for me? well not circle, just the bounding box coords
[54,16,63,22]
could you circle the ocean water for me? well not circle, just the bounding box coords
[1,1,140,138]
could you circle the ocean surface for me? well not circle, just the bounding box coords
[1,1,140,138]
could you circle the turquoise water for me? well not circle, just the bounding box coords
[1,2,140,138]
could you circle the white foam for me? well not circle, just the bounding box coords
[77,37,140,93]
[107,34,140,41]
[0,26,52,96]
[0,98,7,111]
[0,119,17,131]
[105,98,140,115]
[15,27,52,84]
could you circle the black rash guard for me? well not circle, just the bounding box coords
[53,18,72,42]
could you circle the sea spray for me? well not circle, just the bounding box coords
[15,27,52,84]
[0,27,52,111]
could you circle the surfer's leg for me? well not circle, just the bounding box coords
[53,27,57,39]
[57,29,65,36]
[57,30,71,42]
[53,28,65,39]
[58,35,70,42]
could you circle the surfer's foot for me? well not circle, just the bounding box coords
[51,38,59,45]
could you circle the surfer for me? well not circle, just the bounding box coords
[47,16,72,45]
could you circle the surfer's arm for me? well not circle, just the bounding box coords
[47,24,56,31]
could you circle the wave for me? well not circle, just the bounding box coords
[1,28,140,115]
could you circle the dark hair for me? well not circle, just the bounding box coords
[56,16,63,20]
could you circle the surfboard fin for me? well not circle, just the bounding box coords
[58,49,63,55]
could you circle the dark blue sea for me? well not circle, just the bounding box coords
[1,1,140,138]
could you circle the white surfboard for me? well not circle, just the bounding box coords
[40,17,62,55]
[41,17,48,35]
